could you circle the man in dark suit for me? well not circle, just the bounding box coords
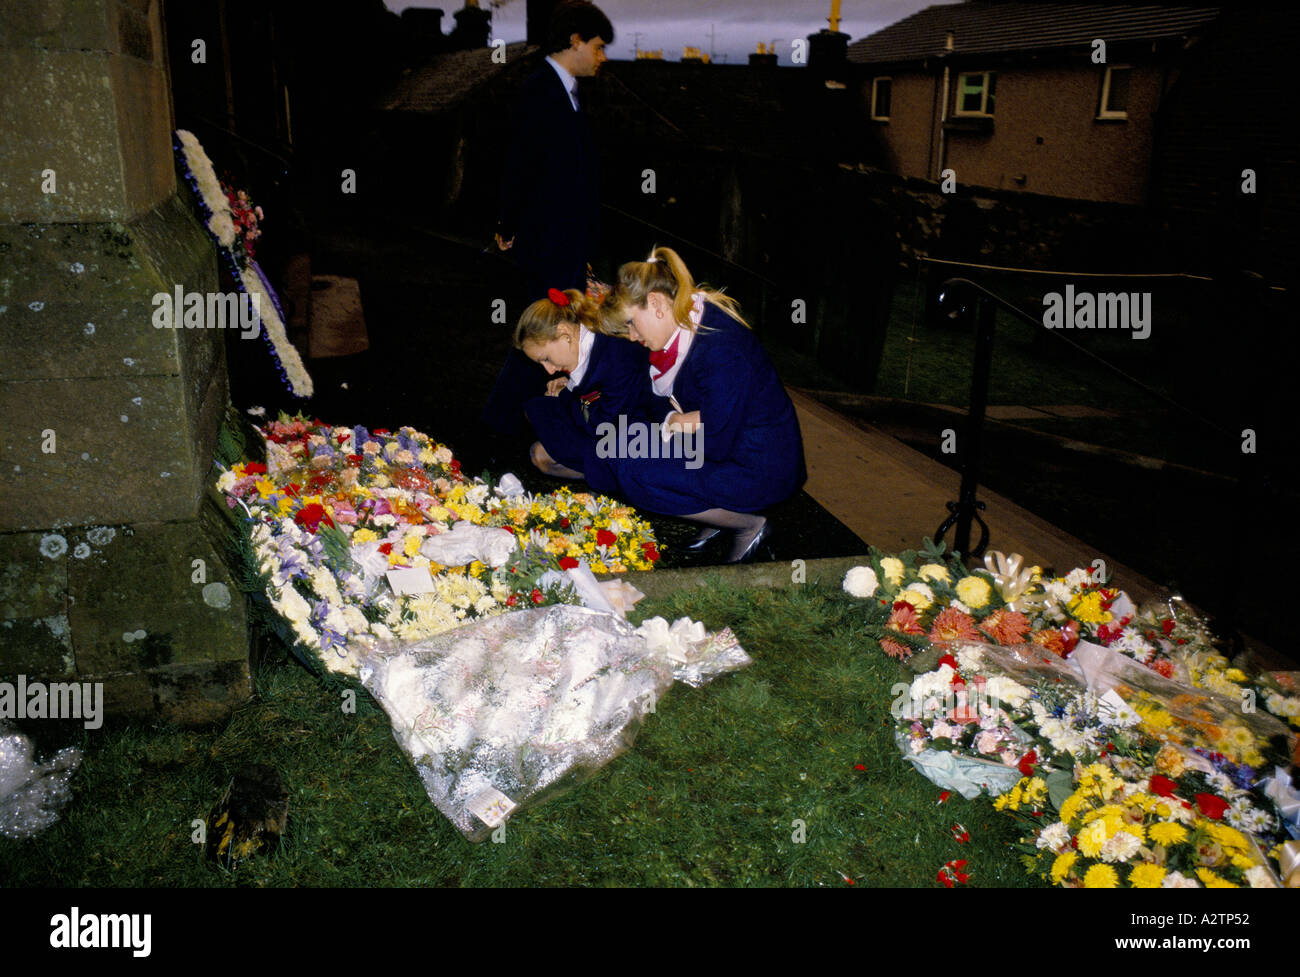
[483,1,613,441]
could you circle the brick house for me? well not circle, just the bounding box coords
[847,2,1221,205]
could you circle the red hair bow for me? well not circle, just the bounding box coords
[548,288,570,306]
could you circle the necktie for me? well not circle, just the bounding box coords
[649,333,680,377]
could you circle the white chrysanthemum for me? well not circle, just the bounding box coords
[1100,831,1141,863]
[985,675,1031,709]
[842,566,878,598]
[910,664,955,702]
[342,606,369,633]
[956,645,984,673]
[1036,821,1071,853]
[1161,871,1200,888]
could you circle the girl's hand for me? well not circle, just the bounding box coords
[545,377,568,397]
[666,410,702,434]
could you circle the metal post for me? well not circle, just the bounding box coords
[955,297,995,557]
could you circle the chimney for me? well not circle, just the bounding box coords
[749,41,777,68]
[806,0,849,78]
[450,0,491,50]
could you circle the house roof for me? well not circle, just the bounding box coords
[847,2,1221,65]
[378,42,535,112]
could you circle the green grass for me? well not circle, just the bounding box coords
[0,580,1044,888]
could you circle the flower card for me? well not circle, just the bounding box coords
[465,787,517,828]
[386,567,435,595]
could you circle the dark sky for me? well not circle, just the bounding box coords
[385,0,939,65]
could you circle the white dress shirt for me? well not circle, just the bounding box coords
[546,56,581,111]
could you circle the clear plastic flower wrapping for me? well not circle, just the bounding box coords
[353,604,750,841]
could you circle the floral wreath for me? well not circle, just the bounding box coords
[173,129,313,399]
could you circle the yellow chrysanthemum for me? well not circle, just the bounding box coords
[954,576,992,609]
[1195,868,1237,889]
[918,563,951,584]
[1050,851,1078,884]
[1206,823,1249,852]
[879,557,905,587]
[1149,821,1188,846]
[1058,792,1087,826]
[1068,591,1112,625]
[1128,863,1166,888]
[352,528,379,544]
[898,587,932,611]
[403,534,423,557]
[1077,820,1109,858]
[1083,864,1119,888]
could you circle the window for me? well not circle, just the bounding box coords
[871,77,892,120]
[955,71,995,115]
[1098,65,1131,119]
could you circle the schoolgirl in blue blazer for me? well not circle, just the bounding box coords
[590,247,806,562]
[516,287,653,480]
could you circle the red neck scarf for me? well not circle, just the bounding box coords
[648,333,681,378]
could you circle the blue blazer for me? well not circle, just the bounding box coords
[589,303,807,515]
[524,331,652,474]
[497,62,599,295]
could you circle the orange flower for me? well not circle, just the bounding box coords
[929,607,979,643]
[887,601,925,635]
[1031,628,1066,657]
[979,608,1031,645]
[879,637,913,661]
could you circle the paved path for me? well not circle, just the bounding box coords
[787,387,1164,605]
[784,388,1288,667]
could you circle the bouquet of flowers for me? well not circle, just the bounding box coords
[218,414,659,675]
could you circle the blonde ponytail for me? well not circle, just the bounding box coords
[608,245,748,333]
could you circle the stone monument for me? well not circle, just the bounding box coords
[0,0,251,725]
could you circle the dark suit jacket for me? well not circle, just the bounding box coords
[497,61,599,297]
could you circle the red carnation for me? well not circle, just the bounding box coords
[1194,793,1228,820]
[596,529,617,547]
[558,557,580,570]
[1017,750,1038,778]
[642,542,659,561]
[1149,775,1178,797]
[378,542,393,555]
[506,595,518,606]
[560,517,571,528]
[531,588,544,604]
[243,462,267,475]
[293,503,333,533]
[1161,618,1176,636]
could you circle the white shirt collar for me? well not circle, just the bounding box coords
[546,56,580,111]
[565,326,597,390]
[650,326,695,397]
[650,293,705,397]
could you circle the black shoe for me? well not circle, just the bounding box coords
[684,527,723,552]
[727,521,770,564]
